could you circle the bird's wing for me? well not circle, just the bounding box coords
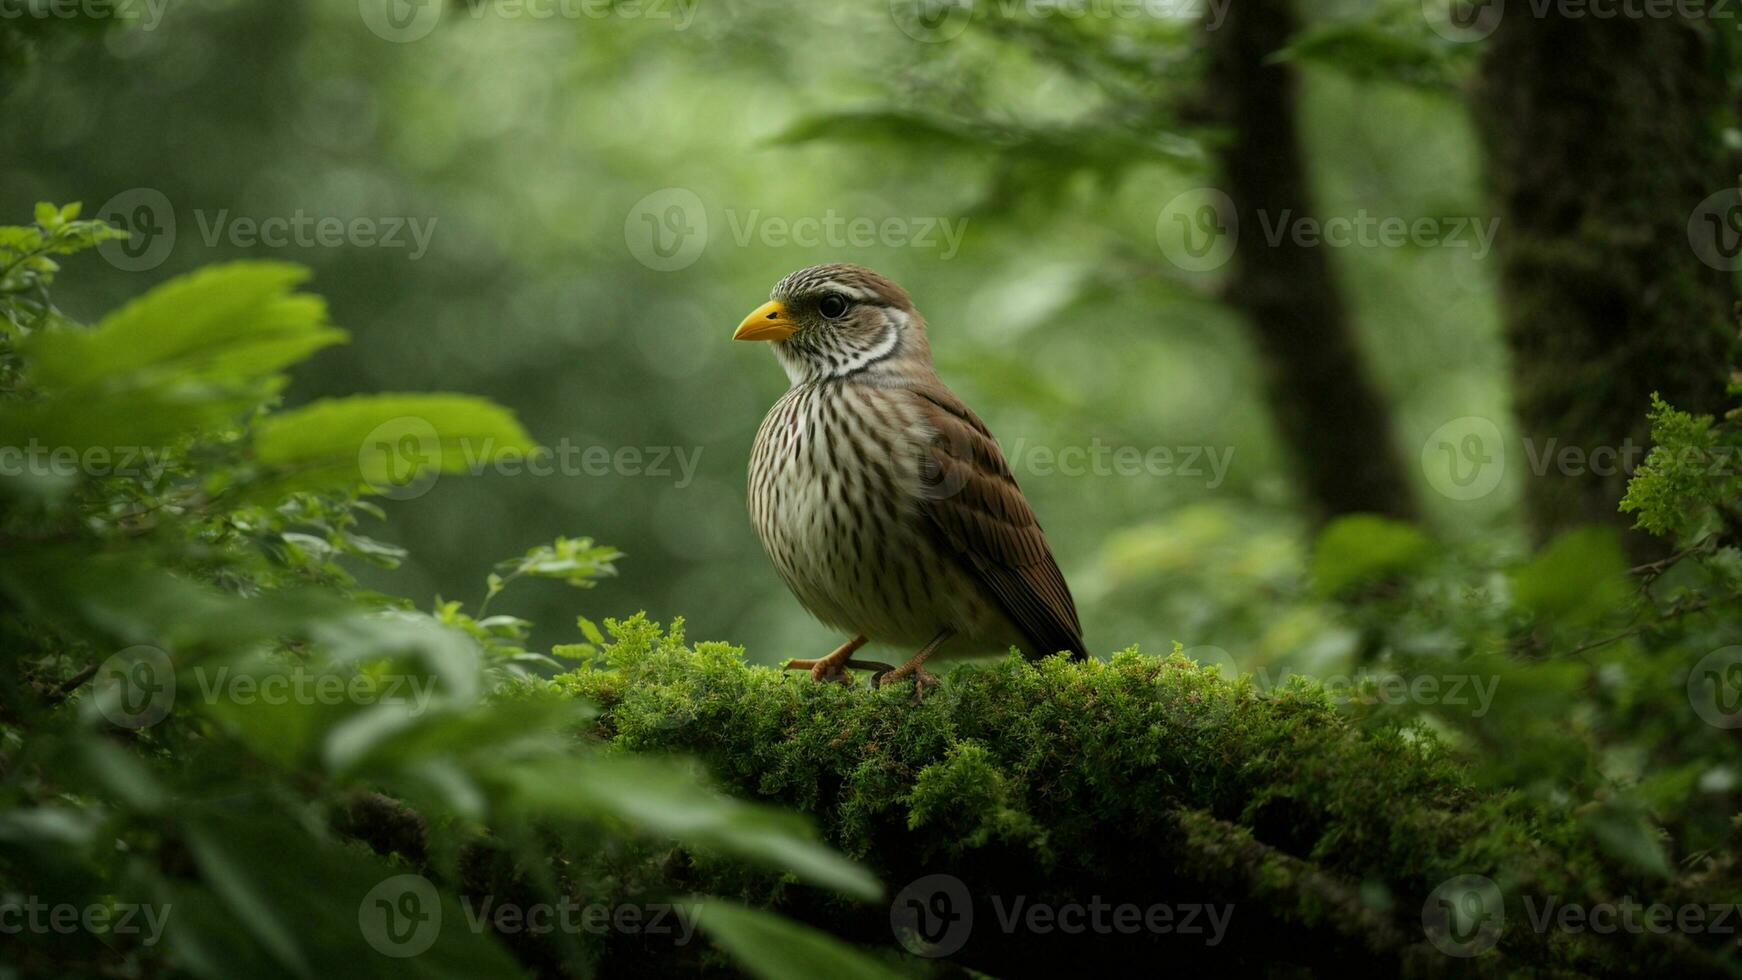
[908,382,1088,660]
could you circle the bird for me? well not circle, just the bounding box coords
[734,263,1088,699]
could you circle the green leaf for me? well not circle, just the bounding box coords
[1509,527,1628,625]
[493,537,623,591]
[696,901,910,980]
[32,261,342,393]
[11,261,346,450]
[252,393,536,497]
[578,616,606,646]
[1581,801,1673,879]
[501,755,883,901]
[175,810,527,979]
[1310,514,1433,596]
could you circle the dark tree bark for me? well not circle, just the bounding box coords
[1475,13,1735,551]
[1204,0,1417,523]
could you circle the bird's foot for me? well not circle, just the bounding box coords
[877,665,940,703]
[783,635,891,686]
[872,628,951,703]
[783,656,895,685]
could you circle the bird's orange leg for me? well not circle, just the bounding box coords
[784,635,894,685]
[877,629,954,702]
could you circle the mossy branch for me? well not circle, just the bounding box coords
[550,617,1738,978]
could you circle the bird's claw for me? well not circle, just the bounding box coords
[878,666,939,703]
[784,656,895,687]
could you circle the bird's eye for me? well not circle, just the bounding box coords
[817,294,850,319]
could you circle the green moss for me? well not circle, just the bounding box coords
[551,617,1732,976]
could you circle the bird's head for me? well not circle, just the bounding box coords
[734,264,932,385]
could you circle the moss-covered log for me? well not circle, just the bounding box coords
[550,618,1736,978]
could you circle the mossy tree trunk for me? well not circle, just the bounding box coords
[1203,0,1418,523]
[1474,12,1735,552]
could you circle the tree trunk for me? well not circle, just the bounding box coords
[1204,0,1417,523]
[1475,12,1735,552]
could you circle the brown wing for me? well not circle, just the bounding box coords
[909,383,1088,660]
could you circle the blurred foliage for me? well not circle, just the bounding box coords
[0,211,894,978]
[4,1,1742,977]
[0,0,1509,665]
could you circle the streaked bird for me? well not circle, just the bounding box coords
[734,264,1088,697]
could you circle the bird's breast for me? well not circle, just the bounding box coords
[746,382,945,641]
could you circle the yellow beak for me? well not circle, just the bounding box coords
[734,299,798,342]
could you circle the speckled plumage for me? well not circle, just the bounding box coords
[741,264,1087,665]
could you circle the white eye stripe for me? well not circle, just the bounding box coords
[819,282,871,301]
